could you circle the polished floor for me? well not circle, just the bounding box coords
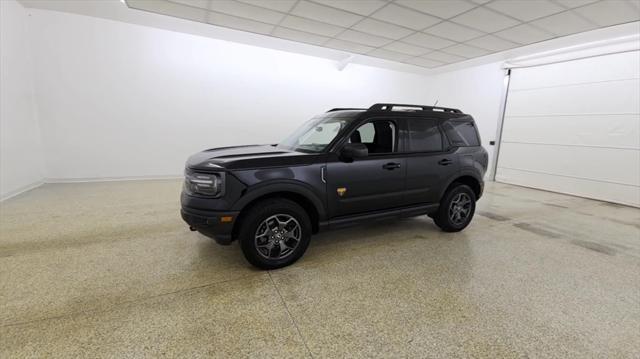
[1,180,638,358]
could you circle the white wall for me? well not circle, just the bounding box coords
[27,9,427,180]
[27,9,504,181]
[418,62,506,178]
[0,0,45,200]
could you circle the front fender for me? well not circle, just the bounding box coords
[231,179,327,220]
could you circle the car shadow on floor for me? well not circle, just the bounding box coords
[191,215,471,271]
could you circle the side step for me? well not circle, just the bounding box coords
[328,203,439,230]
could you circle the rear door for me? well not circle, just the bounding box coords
[404,117,459,205]
[326,119,406,217]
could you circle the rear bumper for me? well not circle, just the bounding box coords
[180,207,240,245]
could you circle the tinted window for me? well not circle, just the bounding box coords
[407,119,442,152]
[443,120,480,147]
[349,121,396,153]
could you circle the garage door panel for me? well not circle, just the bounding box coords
[498,142,640,186]
[501,114,640,149]
[495,167,640,207]
[506,79,640,116]
[499,51,640,206]
[509,51,640,90]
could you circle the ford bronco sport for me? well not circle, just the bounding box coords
[181,103,488,269]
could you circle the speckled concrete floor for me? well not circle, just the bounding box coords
[0,180,638,358]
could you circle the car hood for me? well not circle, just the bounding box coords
[186,144,321,171]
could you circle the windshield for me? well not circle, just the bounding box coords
[278,116,352,153]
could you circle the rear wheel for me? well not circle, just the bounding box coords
[433,183,476,232]
[239,198,311,269]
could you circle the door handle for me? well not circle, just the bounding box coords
[382,162,401,170]
[438,159,453,166]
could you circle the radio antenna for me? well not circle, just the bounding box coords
[433,100,439,106]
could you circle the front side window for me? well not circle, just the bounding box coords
[407,119,443,152]
[278,116,352,153]
[443,120,480,147]
[348,120,396,153]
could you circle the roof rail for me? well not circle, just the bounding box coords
[327,108,367,112]
[368,103,462,114]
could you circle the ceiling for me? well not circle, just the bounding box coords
[124,0,640,69]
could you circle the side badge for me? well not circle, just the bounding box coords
[337,187,347,197]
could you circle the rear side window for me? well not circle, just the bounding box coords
[407,119,443,152]
[443,120,480,147]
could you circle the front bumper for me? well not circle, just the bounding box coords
[181,207,239,245]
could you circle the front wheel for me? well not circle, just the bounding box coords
[433,184,476,232]
[239,198,311,269]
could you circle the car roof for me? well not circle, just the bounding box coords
[325,103,471,121]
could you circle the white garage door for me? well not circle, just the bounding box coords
[496,51,640,207]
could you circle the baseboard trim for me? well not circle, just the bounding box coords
[1,176,183,202]
[1,181,45,202]
[44,175,182,183]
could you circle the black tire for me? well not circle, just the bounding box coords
[433,183,476,232]
[239,198,311,269]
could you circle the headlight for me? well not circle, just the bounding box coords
[184,170,224,197]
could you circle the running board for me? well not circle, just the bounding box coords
[327,203,439,230]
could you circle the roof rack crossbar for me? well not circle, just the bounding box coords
[327,108,366,112]
[367,103,462,114]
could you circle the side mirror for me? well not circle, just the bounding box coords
[341,143,368,161]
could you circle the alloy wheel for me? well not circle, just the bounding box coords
[448,193,472,225]
[254,214,302,260]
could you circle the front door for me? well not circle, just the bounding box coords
[326,120,406,218]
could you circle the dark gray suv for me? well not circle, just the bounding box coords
[181,103,488,269]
